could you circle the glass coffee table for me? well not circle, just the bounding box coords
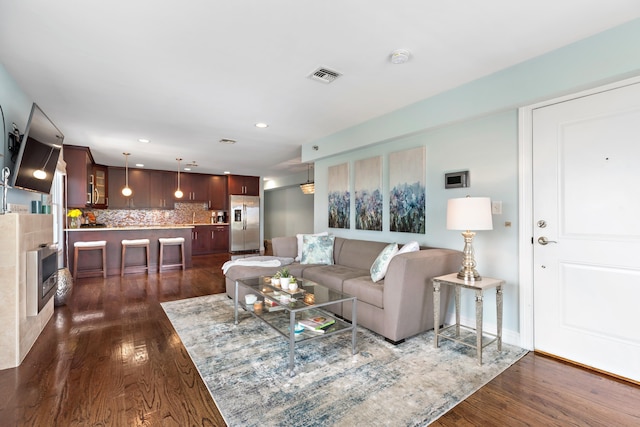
[234,276,358,376]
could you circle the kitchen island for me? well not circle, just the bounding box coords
[66,225,194,277]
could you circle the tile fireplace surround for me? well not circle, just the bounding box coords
[0,213,54,370]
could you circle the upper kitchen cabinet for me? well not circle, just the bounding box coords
[108,167,150,208]
[64,145,92,208]
[91,165,109,209]
[208,175,227,210]
[148,170,175,209]
[174,173,209,202]
[228,175,259,196]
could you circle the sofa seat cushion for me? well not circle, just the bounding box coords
[343,276,384,309]
[302,265,368,292]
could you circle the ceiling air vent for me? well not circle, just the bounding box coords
[308,67,341,84]
[219,138,237,144]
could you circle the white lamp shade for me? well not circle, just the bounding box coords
[447,197,493,231]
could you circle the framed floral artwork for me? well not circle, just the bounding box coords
[354,156,382,231]
[389,147,425,234]
[328,162,350,229]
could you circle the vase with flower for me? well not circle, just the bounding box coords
[67,208,83,228]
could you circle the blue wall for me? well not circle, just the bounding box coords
[304,18,640,340]
[0,63,42,208]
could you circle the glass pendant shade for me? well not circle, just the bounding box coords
[121,152,132,197]
[299,163,315,194]
[175,158,183,198]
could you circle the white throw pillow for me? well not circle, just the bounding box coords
[395,240,420,256]
[295,231,328,261]
[370,243,399,283]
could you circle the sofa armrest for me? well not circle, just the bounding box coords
[271,236,298,258]
[382,249,461,341]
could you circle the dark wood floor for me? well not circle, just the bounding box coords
[1,253,638,426]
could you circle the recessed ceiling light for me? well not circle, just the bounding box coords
[223,171,231,174]
[184,167,191,171]
[255,123,269,128]
[219,138,237,144]
[135,163,144,167]
[138,138,150,143]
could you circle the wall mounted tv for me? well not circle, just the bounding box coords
[12,103,64,194]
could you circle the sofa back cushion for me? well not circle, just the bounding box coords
[335,238,390,270]
[271,236,298,258]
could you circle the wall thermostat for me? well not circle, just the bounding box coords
[445,171,469,189]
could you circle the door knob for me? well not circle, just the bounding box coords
[537,236,558,245]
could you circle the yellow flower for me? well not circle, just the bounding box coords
[67,209,83,218]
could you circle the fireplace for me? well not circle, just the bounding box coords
[26,245,58,316]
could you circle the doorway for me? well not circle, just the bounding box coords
[519,76,640,382]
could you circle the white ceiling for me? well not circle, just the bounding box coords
[2,1,640,179]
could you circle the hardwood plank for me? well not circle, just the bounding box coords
[1,252,638,427]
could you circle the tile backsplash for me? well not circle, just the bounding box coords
[78,203,227,227]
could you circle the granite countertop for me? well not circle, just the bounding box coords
[65,223,230,231]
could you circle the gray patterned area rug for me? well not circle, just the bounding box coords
[161,294,528,426]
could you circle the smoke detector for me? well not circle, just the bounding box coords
[308,67,342,84]
[390,49,411,64]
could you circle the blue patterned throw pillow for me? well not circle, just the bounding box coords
[370,243,399,282]
[301,235,335,265]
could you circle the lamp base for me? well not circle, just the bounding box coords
[457,268,482,281]
[458,230,483,281]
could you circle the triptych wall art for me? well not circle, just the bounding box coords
[328,146,426,234]
[328,162,350,229]
[389,146,426,234]
[354,156,382,231]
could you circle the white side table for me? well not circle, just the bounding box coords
[432,273,504,365]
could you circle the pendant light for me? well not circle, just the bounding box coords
[121,152,132,196]
[300,163,315,194]
[174,158,183,198]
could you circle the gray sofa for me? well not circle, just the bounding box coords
[224,236,461,343]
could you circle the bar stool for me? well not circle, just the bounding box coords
[158,237,186,272]
[73,240,107,279]
[121,239,150,276]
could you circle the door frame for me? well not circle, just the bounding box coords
[517,75,640,350]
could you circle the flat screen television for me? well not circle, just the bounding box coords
[12,103,64,194]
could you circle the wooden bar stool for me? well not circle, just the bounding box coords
[158,237,186,272]
[73,240,107,279]
[121,239,150,276]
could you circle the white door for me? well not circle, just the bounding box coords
[532,82,640,382]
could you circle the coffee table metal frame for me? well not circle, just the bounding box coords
[234,276,358,376]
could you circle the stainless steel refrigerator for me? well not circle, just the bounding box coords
[229,195,260,253]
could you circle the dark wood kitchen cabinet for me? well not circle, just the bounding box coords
[228,175,259,196]
[64,146,92,208]
[191,225,211,255]
[175,173,209,202]
[149,170,175,209]
[91,165,109,209]
[108,167,150,208]
[192,224,229,254]
[211,224,229,253]
[208,175,228,210]
[64,145,109,209]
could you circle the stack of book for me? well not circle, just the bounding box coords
[298,316,336,333]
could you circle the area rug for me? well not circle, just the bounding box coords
[161,294,528,426]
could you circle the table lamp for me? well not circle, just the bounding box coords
[447,196,493,281]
